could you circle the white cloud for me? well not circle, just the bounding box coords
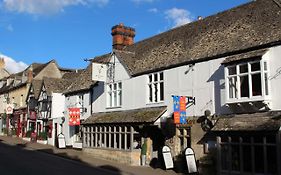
[148,8,158,13]
[165,8,193,28]
[2,0,109,15]
[0,53,28,73]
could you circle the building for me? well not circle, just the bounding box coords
[81,0,281,173]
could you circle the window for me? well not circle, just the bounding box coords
[107,82,122,107]
[226,60,269,102]
[148,72,164,103]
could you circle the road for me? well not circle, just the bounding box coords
[0,141,122,175]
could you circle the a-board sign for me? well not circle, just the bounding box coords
[58,133,66,149]
[162,146,174,169]
[185,148,198,173]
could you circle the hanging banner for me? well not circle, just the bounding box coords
[68,108,80,126]
[180,96,187,124]
[173,96,180,124]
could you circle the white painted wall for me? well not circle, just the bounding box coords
[92,55,229,117]
[92,45,281,117]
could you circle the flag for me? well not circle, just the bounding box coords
[68,108,80,126]
[173,96,180,124]
[179,96,187,124]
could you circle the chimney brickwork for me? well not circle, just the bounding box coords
[111,23,135,50]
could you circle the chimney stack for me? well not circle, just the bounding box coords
[27,67,33,83]
[0,58,5,69]
[111,23,135,50]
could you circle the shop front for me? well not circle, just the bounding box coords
[82,106,167,166]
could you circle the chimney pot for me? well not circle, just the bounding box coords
[112,23,135,50]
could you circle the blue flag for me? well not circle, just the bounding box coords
[173,96,180,112]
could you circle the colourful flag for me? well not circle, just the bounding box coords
[173,96,180,124]
[68,108,80,126]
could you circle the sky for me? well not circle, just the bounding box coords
[0,0,250,73]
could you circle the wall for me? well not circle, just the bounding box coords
[35,62,62,80]
[92,55,228,117]
[84,148,141,166]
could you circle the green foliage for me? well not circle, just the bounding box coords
[11,128,16,136]
[2,128,7,134]
[38,131,48,140]
[25,130,32,138]
[141,140,147,155]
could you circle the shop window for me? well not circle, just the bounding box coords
[225,60,269,103]
[148,72,164,103]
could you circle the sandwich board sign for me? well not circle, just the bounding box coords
[162,146,174,169]
[185,148,198,173]
[58,133,66,149]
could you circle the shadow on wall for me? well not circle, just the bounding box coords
[207,65,229,115]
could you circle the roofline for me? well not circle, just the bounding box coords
[131,41,281,77]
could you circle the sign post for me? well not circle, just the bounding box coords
[162,145,174,170]
[58,133,66,149]
[185,148,198,174]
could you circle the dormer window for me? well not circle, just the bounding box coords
[225,59,269,103]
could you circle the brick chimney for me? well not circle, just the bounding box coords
[0,58,5,69]
[111,23,135,50]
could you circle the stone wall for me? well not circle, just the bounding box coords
[83,148,141,166]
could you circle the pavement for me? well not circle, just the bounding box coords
[0,136,181,175]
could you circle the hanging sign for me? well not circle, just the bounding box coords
[173,96,180,124]
[68,108,80,126]
[92,63,107,82]
[6,104,13,114]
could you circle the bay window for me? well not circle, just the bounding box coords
[226,60,269,102]
[107,82,122,107]
[148,72,164,103]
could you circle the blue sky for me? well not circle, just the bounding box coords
[0,0,249,73]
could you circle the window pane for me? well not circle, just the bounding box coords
[118,90,122,106]
[264,73,269,95]
[154,73,158,81]
[254,146,264,173]
[229,77,237,99]
[160,72,164,81]
[113,91,117,106]
[108,92,112,107]
[221,145,229,170]
[114,83,117,90]
[240,75,249,97]
[252,73,262,96]
[267,146,277,174]
[228,66,237,75]
[239,64,248,73]
[243,145,252,172]
[149,84,153,102]
[149,75,152,82]
[231,145,240,171]
[108,84,112,91]
[160,82,164,101]
[251,62,260,72]
[154,83,158,102]
[118,82,122,90]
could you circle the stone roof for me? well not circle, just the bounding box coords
[212,111,281,132]
[91,53,111,64]
[43,77,73,96]
[222,48,269,64]
[63,64,96,94]
[30,80,43,99]
[114,0,281,76]
[83,106,167,124]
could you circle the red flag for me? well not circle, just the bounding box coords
[68,108,80,126]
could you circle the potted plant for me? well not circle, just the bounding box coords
[141,140,147,166]
[37,131,48,144]
[23,130,32,141]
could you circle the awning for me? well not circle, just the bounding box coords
[212,111,281,132]
[82,106,167,125]
[222,48,268,64]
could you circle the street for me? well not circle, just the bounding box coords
[0,139,121,175]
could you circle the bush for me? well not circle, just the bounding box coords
[38,131,48,140]
[25,130,32,138]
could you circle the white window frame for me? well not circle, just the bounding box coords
[225,59,270,103]
[107,81,122,108]
[147,72,164,103]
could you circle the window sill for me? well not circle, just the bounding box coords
[106,106,122,110]
[226,96,271,104]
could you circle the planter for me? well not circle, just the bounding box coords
[37,140,48,145]
[22,137,31,142]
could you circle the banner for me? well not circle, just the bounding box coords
[173,96,180,124]
[68,108,80,126]
[173,96,187,124]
